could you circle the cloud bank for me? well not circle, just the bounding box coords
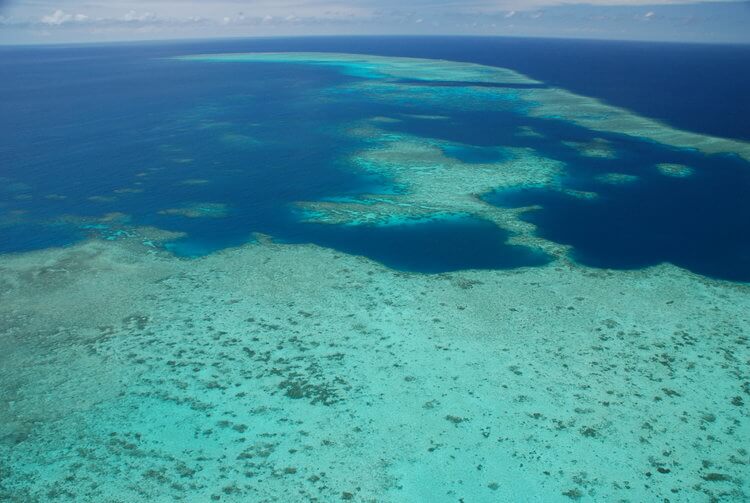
[1,0,748,43]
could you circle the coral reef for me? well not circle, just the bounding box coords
[1,237,748,501]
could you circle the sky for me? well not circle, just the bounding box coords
[0,0,749,44]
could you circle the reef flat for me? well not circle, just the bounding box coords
[176,52,542,85]
[297,123,566,255]
[179,52,750,162]
[0,237,748,502]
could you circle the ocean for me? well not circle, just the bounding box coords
[2,36,749,278]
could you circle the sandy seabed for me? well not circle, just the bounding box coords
[1,234,748,502]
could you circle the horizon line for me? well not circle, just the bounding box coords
[2,32,750,49]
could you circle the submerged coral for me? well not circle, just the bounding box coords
[1,238,748,501]
[656,162,695,178]
[159,203,230,219]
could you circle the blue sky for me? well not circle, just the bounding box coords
[1,0,748,44]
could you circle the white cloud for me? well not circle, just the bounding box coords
[41,10,88,26]
[122,10,156,23]
[35,8,198,28]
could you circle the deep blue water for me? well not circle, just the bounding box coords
[286,218,549,274]
[1,37,749,278]
[485,148,750,282]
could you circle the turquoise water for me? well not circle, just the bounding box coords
[1,38,750,503]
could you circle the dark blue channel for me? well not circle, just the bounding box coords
[485,158,750,282]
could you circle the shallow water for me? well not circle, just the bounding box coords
[1,38,750,503]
